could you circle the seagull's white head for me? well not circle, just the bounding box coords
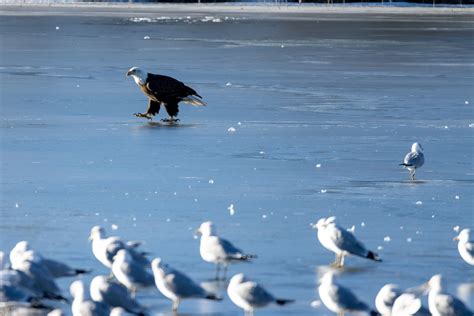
[426,274,444,293]
[70,280,86,300]
[89,226,105,241]
[90,275,108,302]
[113,249,131,263]
[412,142,423,153]
[320,272,336,286]
[10,241,31,268]
[229,273,246,286]
[151,257,168,278]
[127,66,146,86]
[454,228,471,243]
[12,241,30,255]
[197,221,217,237]
[312,217,336,230]
[110,307,127,316]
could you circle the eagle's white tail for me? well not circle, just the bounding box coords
[182,96,206,106]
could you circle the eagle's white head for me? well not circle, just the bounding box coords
[127,67,146,86]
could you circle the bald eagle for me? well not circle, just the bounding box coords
[127,67,206,122]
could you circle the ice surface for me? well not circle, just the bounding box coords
[0,7,473,316]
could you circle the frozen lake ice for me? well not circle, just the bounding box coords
[0,6,473,315]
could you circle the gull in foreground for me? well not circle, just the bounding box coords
[422,274,472,316]
[89,226,149,269]
[196,221,256,280]
[227,273,294,316]
[312,217,381,267]
[70,280,110,316]
[375,284,403,315]
[111,249,154,297]
[10,241,90,278]
[90,275,146,315]
[454,228,474,266]
[400,142,425,181]
[151,258,221,312]
[13,254,67,302]
[319,272,378,316]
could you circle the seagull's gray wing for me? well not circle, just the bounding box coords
[327,225,369,258]
[465,242,474,257]
[331,284,370,312]
[41,259,76,278]
[164,270,207,299]
[102,281,144,314]
[205,236,244,260]
[22,261,61,296]
[435,294,472,316]
[235,281,275,307]
[404,151,424,168]
[121,261,154,287]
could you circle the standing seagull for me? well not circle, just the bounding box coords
[151,258,221,312]
[312,217,381,267]
[319,272,378,316]
[400,142,425,181]
[196,222,256,280]
[10,241,90,279]
[70,280,110,316]
[88,226,149,270]
[227,273,294,316]
[454,228,474,265]
[126,67,206,122]
[424,274,472,316]
[111,249,154,297]
[90,275,146,316]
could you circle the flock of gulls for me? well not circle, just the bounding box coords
[0,66,471,315]
[0,212,472,315]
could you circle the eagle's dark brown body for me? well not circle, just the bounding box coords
[135,73,204,120]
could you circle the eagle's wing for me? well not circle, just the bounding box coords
[146,74,199,99]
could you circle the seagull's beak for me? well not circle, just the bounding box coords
[453,236,460,241]
[194,229,202,238]
[310,223,318,229]
[88,235,93,242]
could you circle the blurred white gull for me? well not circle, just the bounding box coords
[376,284,403,315]
[454,228,474,265]
[227,273,294,315]
[400,142,424,181]
[10,241,90,278]
[424,274,472,316]
[89,226,149,269]
[111,249,154,297]
[70,280,110,316]
[196,221,256,280]
[90,275,146,315]
[319,272,378,316]
[312,217,381,267]
[13,252,67,302]
[151,258,221,312]
[392,293,430,316]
